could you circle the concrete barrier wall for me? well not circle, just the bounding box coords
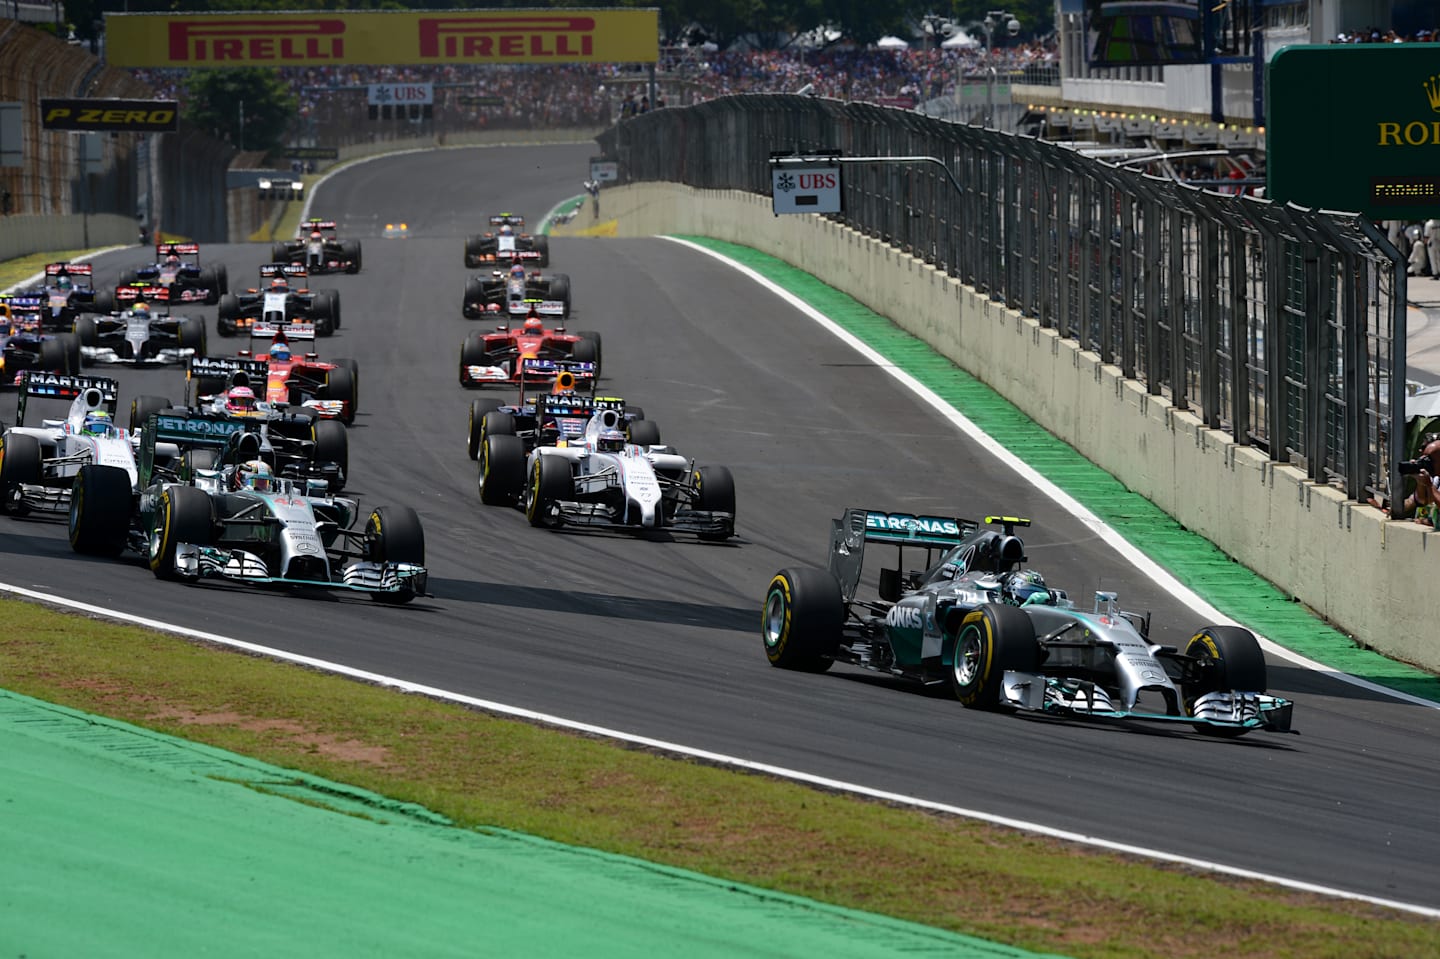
[0,213,135,260]
[555,182,1433,672]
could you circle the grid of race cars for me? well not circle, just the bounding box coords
[0,215,1295,737]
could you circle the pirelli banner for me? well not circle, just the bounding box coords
[103,9,660,68]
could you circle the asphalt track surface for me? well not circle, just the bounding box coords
[4,142,1439,912]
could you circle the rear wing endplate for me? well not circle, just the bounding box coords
[827,508,979,604]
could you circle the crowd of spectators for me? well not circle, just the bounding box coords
[1330,26,1436,43]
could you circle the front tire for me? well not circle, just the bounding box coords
[762,567,842,672]
[365,505,425,604]
[312,418,349,491]
[525,453,570,528]
[627,419,661,447]
[149,484,213,580]
[69,464,132,557]
[693,465,735,541]
[130,395,171,432]
[1184,625,1267,737]
[323,367,357,424]
[950,604,1039,709]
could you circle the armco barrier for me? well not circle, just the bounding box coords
[554,183,1437,673]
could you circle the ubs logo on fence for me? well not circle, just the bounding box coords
[417,15,595,59]
[167,18,345,63]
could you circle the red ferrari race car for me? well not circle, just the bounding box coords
[458,301,600,388]
[187,323,359,424]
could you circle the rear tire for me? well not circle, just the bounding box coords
[950,604,1040,709]
[68,464,132,557]
[130,395,171,432]
[312,418,349,491]
[548,274,571,315]
[343,240,362,274]
[216,294,240,337]
[74,314,99,347]
[479,433,525,506]
[468,399,504,459]
[460,334,490,384]
[628,419,661,447]
[531,235,550,267]
[762,567,842,671]
[176,317,206,355]
[463,278,486,318]
[40,337,68,373]
[149,484,212,580]
[57,333,81,374]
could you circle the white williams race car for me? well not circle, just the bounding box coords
[479,404,736,540]
[0,373,138,518]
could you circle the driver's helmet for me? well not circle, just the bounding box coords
[81,410,111,436]
[270,277,288,290]
[498,225,514,237]
[310,231,323,241]
[597,428,627,453]
[269,341,291,361]
[131,302,150,319]
[510,264,526,278]
[56,275,73,292]
[522,316,545,334]
[165,254,181,266]
[225,385,257,414]
[1002,569,1050,607]
[236,458,273,492]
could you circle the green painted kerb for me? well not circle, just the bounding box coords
[0,689,1069,958]
[674,234,1440,702]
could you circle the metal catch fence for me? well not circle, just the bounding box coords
[598,95,1406,505]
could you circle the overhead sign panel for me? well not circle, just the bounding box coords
[770,165,841,215]
[1268,45,1440,220]
[103,9,660,67]
[40,98,179,132]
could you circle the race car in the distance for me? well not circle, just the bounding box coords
[73,284,206,366]
[463,214,550,268]
[459,301,600,387]
[271,218,362,275]
[761,509,1294,737]
[463,262,572,319]
[0,373,135,520]
[67,413,426,603]
[19,263,108,327]
[474,372,735,541]
[118,243,229,305]
[1,298,81,383]
[191,324,358,424]
[216,264,341,337]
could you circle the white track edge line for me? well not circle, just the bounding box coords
[663,236,1438,710]
[2,577,1435,919]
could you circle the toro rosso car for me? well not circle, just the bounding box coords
[762,510,1295,737]
[463,263,572,319]
[0,373,135,518]
[474,370,735,541]
[68,412,426,603]
[119,243,228,305]
[459,302,600,387]
[463,214,550,268]
[216,264,341,337]
[271,218,362,275]
[21,263,107,327]
[74,284,206,366]
[190,324,358,424]
[1,298,81,383]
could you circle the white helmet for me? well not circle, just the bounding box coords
[236,458,273,492]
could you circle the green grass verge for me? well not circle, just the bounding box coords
[0,249,98,292]
[0,596,1433,957]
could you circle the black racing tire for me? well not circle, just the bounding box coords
[548,274,571,315]
[322,289,342,329]
[200,268,220,305]
[0,432,42,514]
[117,268,138,287]
[215,263,229,295]
[463,235,485,268]
[149,484,212,580]
[467,398,504,460]
[343,240,362,274]
[68,464,132,557]
[312,418,349,491]
[57,333,81,374]
[482,411,515,439]
[323,366,357,424]
[74,314,99,347]
[130,394,172,432]
[627,419,661,447]
[479,433,525,506]
[626,406,645,422]
[762,567,842,672]
[459,334,490,384]
[531,235,550,267]
[176,316,206,355]
[950,604,1040,709]
[93,291,115,315]
[271,243,291,263]
[525,453,570,528]
[217,293,240,337]
[331,357,359,409]
[311,293,336,336]
[1184,625,1268,737]
[693,465,736,541]
[365,505,425,604]
[571,337,598,373]
[463,277,486,318]
[183,448,220,479]
[40,337,68,373]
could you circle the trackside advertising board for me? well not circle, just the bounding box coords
[103,9,660,67]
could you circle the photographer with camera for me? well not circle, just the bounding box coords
[1399,436,1440,526]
